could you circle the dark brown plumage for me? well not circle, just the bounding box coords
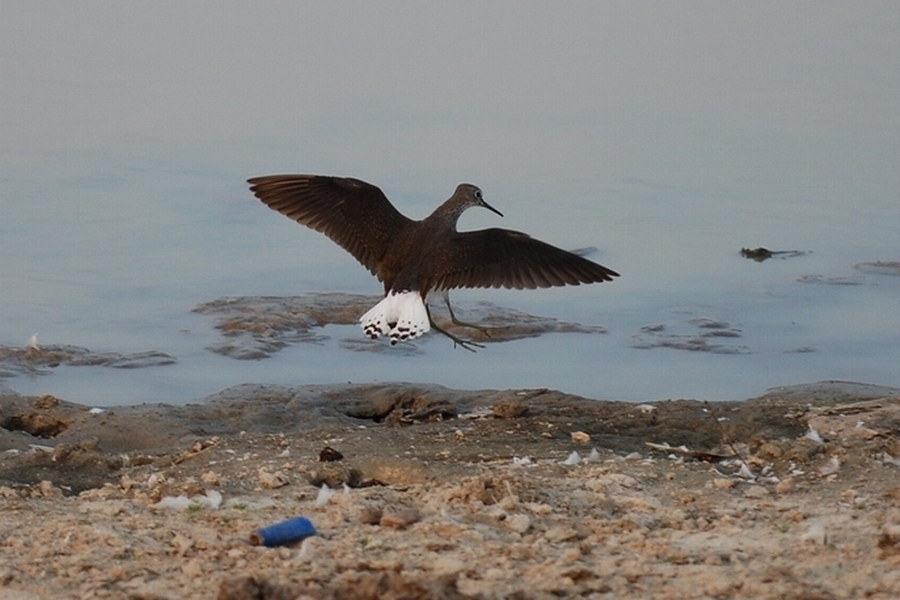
[248,174,619,349]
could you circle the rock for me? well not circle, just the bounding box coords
[380,508,420,529]
[505,513,531,534]
[571,431,591,444]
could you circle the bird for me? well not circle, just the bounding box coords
[247,175,619,350]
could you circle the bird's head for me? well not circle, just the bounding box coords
[454,184,504,218]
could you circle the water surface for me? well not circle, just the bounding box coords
[2,4,899,405]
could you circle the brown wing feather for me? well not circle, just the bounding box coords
[247,175,414,279]
[426,228,619,291]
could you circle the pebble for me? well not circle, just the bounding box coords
[505,513,531,534]
[877,524,900,557]
[200,471,221,485]
[775,477,794,495]
[432,556,465,576]
[492,400,528,419]
[358,506,383,525]
[571,431,591,444]
[801,523,828,545]
[257,468,289,489]
[38,480,63,499]
[182,558,203,578]
[380,509,420,529]
[543,525,579,543]
[4,383,899,600]
[742,485,770,499]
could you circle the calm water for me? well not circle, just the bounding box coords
[2,4,899,406]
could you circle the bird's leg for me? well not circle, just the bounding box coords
[441,291,493,338]
[426,306,484,352]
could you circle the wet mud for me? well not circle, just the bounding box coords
[193,293,609,358]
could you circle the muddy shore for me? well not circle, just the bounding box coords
[2,380,900,599]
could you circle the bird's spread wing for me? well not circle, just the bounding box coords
[426,228,619,291]
[248,175,414,278]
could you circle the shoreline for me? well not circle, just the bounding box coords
[2,380,900,598]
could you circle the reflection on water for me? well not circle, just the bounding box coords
[2,4,899,405]
[4,252,899,406]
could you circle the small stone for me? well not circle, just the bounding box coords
[756,441,785,460]
[571,431,591,444]
[604,473,638,488]
[775,477,794,496]
[201,471,221,485]
[171,534,194,555]
[257,468,289,489]
[380,509,420,529]
[359,506,383,525]
[0,487,20,499]
[35,394,60,409]
[742,485,769,499]
[818,456,841,476]
[704,554,723,566]
[307,464,358,488]
[505,513,531,534]
[712,478,735,490]
[108,564,126,581]
[492,400,528,419]
[544,525,579,543]
[319,446,343,462]
[38,480,63,499]
[801,523,827,545]
[558,547,581,563]
[432,556,465,576]
[878,524,900,557]
[182,558,203,578]
[498,495,519,510]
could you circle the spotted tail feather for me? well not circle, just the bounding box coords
[359,290,430,345]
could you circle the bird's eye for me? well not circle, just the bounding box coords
[475,189,482,200]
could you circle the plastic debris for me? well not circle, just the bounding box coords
[314,483,335,507]
[560,451,581,466]
[250,516,317,547]
[804,427,824,444]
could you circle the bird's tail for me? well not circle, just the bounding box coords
[360,290,430,345]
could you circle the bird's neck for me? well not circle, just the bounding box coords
[423,199,466,232]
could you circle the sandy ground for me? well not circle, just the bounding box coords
[1,380,900,599]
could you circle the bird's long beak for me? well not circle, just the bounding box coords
[482,200,503,218]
